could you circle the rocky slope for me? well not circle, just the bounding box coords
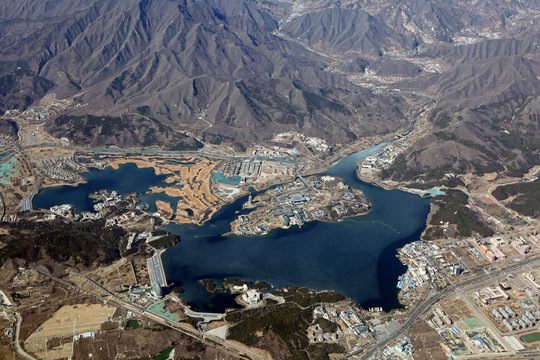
[0,118,18,137]
[0,0,539,177]
[385,34,540,179]
[0,0,412,146]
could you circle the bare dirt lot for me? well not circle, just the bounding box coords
[24,303,116,359]
[108,156,222,225]
[28,303,115,338]
[440,298,476,322]
[83,258,138,294]
[406,318,447,360]
[73,318,235,360]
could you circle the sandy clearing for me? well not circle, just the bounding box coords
[476,195,496,204]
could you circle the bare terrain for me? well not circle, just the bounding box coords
[1,1,540,360]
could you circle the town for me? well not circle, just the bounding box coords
[229,174,371,235]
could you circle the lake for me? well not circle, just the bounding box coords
[33,163,168,212]
[162,144,430,312]
[32,145,430,313]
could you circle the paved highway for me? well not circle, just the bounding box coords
[12,313,36,360]
[0,143,249,162]
[351,255,540,360]
[65,271,266,360]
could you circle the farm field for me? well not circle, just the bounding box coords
[24,303,116,359]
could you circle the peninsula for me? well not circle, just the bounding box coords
[230,175,371,236]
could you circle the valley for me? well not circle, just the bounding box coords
[0,0,539,359]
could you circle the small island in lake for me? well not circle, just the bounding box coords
[229,175,371,235]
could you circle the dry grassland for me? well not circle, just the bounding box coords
[25,147,75,162]
[226,340,274,360]
[28,304,115,339]
[107,156,222,225]
[406,319,447,360]
[25,338,72,360]
[156,200,174,219]
[25,303,116,359]
[440,298,476,322]
[83,258,137,293]
[150,186,183,197]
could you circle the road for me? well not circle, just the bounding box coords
[0,143,249,162]
[458,287,513,353]
[183,306,225,322]
[12,313,37,360]
[351,255,540,360]
[485,171,540,224]
[486,166,540,196]
[455,166,540,227]
[64,271,266,360]
[0,191,5,221]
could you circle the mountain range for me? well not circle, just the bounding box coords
[0,0,539,177]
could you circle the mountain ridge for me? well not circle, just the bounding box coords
[0,0,538,178]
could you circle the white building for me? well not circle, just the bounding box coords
[233,284,249,292]
[242,289,261,306]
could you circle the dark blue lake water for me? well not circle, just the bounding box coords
[32,145,430,313]
[162,144,430,312]
[33,163,168,212]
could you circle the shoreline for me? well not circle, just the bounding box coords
[29,141,427,316]
[19,135,389,220]
[161,143,430,315]
[223,207,373,237]
[30,147,432,316]
[356,168,437,243]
